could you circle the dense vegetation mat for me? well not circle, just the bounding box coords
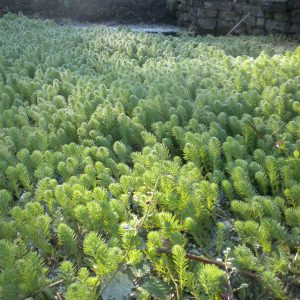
[0,14,299,300]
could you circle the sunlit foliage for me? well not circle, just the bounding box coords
[0,14,299,299]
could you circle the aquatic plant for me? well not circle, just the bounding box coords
[0,13,299,299]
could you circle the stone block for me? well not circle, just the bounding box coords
[274,12,289,22]
[216,19,247,34]
[244,15,256,28]
[289,23,300,33]
[258,0,288,13]
[197,17,217,30]
[196,8,218,18]
[256,17,265,27]
[258,0,288,2]
[233,3,264,17]
[217,18,234,29]
[233,3,252,14]
[265,19,290,32]
[291,10,300,23]
[178,12,190,23]
[288,0,300,9]
[250,8,265,18]
[252,28,266,35]
[233,23,247,34]
[204,1,232,11]
[219,10,238,21]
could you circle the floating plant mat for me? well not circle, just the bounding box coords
[0,13,299,300]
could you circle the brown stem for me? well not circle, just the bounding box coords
[157,248,260,282]
[47,279,64,288]
[31,279,64,298]
[247,121,267,142]
[98,175,165,297]
[56,292,63,300]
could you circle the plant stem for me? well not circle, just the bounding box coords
[97,174,170,298]
[157,248,260,282]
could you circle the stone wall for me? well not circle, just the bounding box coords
[177,0,300,34]
[1,0,300,34]
[0,0,173,23]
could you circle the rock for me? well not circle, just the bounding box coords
[177,0,296,35]
[250,8,265,18]
[2,0,299,35]
[178,12,190,24]
[217,19,235,30]
[256,17,265,27]
[289,23,300,33]
[234,23,247,34]
[273,12,290,22]
[219,10,238,21]
[217,16,251,34]
[196,17,217,30]
[288,0,300,9]
[233,3,264,17]
[291,10,300,23]
[204,1,232,11]
[258,0,288,13]
[252,28,266,35]
[196,8,218,18]
[0,0,173,23]
[265,19,290,32]
[101,272,134,300]
[244,15,256,28]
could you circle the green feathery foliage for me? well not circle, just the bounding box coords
[57,223,78,257]
[0,14,299,299]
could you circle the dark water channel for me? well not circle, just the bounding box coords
[71,22,185,35]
